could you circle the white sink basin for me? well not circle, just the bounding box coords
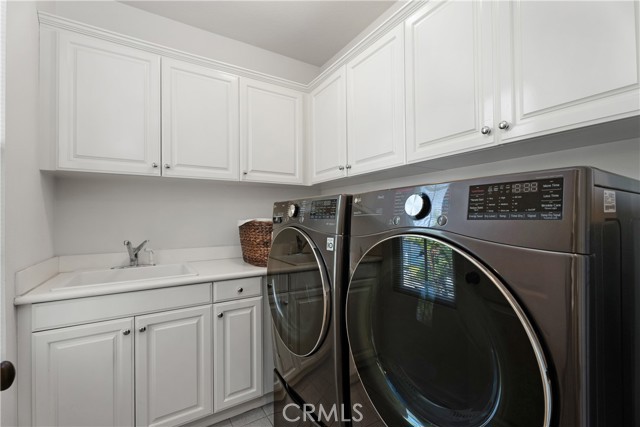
[52,264,198,291]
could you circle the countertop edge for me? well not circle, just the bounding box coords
[14,258,267,306]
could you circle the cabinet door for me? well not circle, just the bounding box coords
[240,79,304,184]
[57,32,161,175]
[214,296,263,412]
[162,58,239,180]
[498,1,640,142]
[310,66,347,183]
[135,305,213,427]
[405,0,495,162]
[33,318,134,427]
[347,24,405,176]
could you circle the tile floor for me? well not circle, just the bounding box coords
[210,404,274,427]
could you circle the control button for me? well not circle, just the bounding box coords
[404,193,431,220]
[437,215,448,226]
[273,216,283,224]
[393,216,401,225]
[287,204,299,218]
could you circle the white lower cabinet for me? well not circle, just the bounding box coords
[33,318,135,427]
[213,296,263,412]
[32,305,213,427]
[27,279,268,427]
[135,306,213,427]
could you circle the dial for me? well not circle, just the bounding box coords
[404,193,431,219]
[287,204,299,218]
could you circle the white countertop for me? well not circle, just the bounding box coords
[15,257,266,305]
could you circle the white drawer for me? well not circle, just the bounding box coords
[213,277,261,302]
[32,283,212,331]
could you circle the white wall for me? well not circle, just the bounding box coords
[53,175,316,255]
[321,138,640,195]
[37,0,320,84]
[3,2,56,424]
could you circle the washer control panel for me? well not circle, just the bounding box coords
[272,195,349,235]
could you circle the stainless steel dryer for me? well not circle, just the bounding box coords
[267,195,351,427]
[346,167,639,427]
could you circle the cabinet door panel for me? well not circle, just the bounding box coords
[347,24,405,176]
[214,296,263,412]
[240,79,304,184]
[162,59,239,180]
[33,318,134,427]
[406,0,494,161]
[57,32,160,175]
[499,1,640,141]
[310,67,347,183]
[135,305,213,427]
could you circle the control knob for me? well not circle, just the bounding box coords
[404,193,431,220]
[287,204,299,218]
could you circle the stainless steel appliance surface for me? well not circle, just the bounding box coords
[346,167,640,427]
[267,195,352,427]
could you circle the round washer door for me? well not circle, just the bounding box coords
[347,234,551,427]
[267,227,331,357]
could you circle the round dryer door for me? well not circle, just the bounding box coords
[267,228,331,357]
[347,234,551,427]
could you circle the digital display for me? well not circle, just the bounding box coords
[467,178,563,220]
[310,199,337,220]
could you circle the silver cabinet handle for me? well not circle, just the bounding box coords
[123,329,131,336]
[480,126,492,135]
[243,171,248,175]
[346,165,352,170]
[163,164,171,169]
[217,313,224,318]
[152,162,159,168]
[338,166,345,171]
[237,287,243,293]
[498,121,510,130]
[139,326,146,333]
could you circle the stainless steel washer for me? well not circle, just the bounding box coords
[346,167,639,427]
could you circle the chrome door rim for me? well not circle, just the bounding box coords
[346,233,553,427]
[268,227,332,358]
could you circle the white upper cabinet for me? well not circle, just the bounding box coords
[240,78,305,184]
[405,0,495,163]
[162,59,239,180]
[309,66,347,183]
[347,24,406,176]
[56,32,161,175]
[497,1,640,141]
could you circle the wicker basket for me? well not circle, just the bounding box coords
[238,219,273,267]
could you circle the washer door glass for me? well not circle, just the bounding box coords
[347,235,551,427]
[267,228,331,357]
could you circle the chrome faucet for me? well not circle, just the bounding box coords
[124,240,149,266]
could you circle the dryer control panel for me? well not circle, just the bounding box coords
[467,177,563,220]
[272,195,350,235]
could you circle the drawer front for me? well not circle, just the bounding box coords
[32,283,212,331]
[213,277,261,302]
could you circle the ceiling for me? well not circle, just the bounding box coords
[120,1,398,67]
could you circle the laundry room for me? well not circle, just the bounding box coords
[1,1,639,427]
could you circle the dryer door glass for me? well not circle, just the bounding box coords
[347,234,550,427]
[266,228,331,357]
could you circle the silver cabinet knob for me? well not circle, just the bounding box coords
[338,166,345,171]
[217,313,223,318]
[480,126,492,135]
[237,287,243,293]
[243,171,248,175]
[346,165,352,170]
[123,329,131,336]
[139,326,146,333]
[163,163,171,169]
[498,121,510,130]
[152,162,159,168]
